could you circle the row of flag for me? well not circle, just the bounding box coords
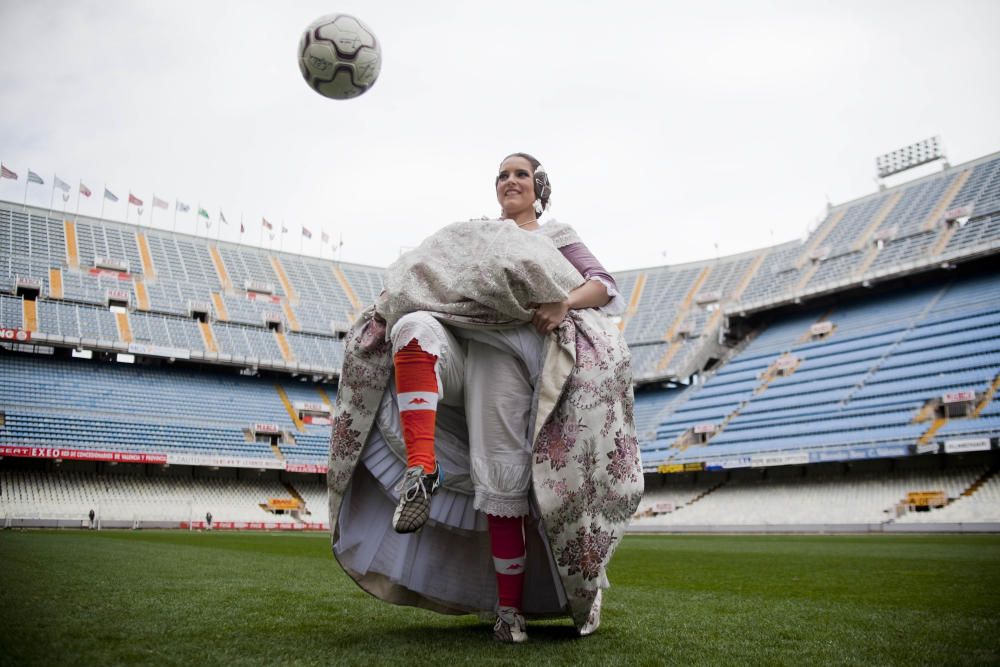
[0,163,337,245]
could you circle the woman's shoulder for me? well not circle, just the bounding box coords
[538,219,582,248]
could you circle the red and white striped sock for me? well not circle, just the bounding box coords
[488,514,526,611]
[394,339,438,474]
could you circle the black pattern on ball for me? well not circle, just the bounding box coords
[298,14,382,100]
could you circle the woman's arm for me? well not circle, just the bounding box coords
[531,280,610,334]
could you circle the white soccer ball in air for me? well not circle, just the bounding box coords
[298,14,382,100]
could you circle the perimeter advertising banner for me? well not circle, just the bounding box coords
[184,521,327,531]
[0,445,329,473]
[0,445,167,464]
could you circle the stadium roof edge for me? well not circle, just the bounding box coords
[611,239,802,277]
[827,147,1000,213]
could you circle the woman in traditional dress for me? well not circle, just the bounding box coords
[327,153,642,643]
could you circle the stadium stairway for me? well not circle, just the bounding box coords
[619,272,646,331]
[656,266,711,374]
[133,279,151,311]
[208,244,232,290]
[115,310,133,343]
[274,384,306,432]
[798,209,846,269]
[21,299,37,332]
[269,256,297,303]
[331,265,362,318]
[135,232,156,279]
[48,268,63,299]
[274,330,294,363]
[199,320,219,353]
[958,466,996,502]
[211,293,229,321]
[972,372,1000,417]
[63,220,79,267]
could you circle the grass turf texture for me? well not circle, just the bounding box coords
[1,532,998,666]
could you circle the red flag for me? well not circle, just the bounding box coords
[240,222,245,234]
[1,164,17,180]
[128,193,143,206]
[262,217,273,230]
[80,183,92,197]
[152,196,168,209]
[302,226,312,239]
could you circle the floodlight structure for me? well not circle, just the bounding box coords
[875,136,947,183]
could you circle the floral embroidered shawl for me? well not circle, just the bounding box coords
[327,220,643,631]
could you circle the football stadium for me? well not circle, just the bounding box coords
[2,145,1000,531]
[2,146,999,663]
[3,2,1000,665]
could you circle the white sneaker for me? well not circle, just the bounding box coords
[391,465,441,533]
[493,606,528,644]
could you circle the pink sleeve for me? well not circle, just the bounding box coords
[558,242,625,316]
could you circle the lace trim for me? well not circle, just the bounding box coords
[474,492,529,518]
[589,276,626,316]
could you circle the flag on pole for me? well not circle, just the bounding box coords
[321,231,330,244]
[301,226,312,239]
[104,188,119,202]
[176,200,190,213]
[80,183,92,197]
[62,193,70,202]
[219,211,228,225]
[261,217,273,230]
[128,193,143,206]
[152,196,168,209]
[27,170,44,185]
[198,207,210,219]
[240,222,245,234]
[54,176,71,192]
[281,223,288,233]
[1,164,17,180]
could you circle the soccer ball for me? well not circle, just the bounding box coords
[298,14,382,100]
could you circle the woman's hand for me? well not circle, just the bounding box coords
[532,300,569,334]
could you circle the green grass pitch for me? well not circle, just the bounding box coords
[1,530,998,666]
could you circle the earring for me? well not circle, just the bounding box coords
[533,199,544,215]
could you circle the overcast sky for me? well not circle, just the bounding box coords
[1,0,998,271]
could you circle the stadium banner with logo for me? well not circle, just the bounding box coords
[267,498,302,510]
[751,452,809,467]
[166,452,284,469]
[705,456,753,470]
[128,342,191,360]
[285,462,328,474]
[0,445,166,464]
[943,438,991,454]
[809,444,910,463]
[0,327,31,342]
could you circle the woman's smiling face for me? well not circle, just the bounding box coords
[496,155,536,220]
